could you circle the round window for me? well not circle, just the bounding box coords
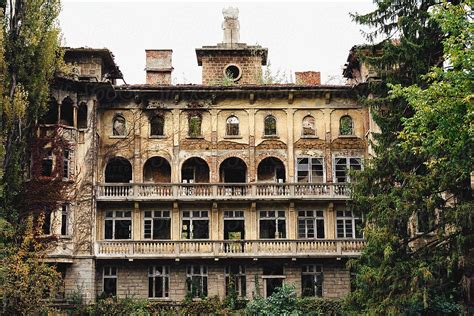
[224,64,242,81]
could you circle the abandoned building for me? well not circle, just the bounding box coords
[42,8,377,302]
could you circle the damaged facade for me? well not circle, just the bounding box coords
[42,8,374,302]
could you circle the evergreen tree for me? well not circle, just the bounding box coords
[348,0,473,314]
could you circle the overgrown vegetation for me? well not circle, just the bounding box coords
[348,0,473,314]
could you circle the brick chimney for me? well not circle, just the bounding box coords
[295,71,321,85]
[145,49,173,85]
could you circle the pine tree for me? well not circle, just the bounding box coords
[348,0,473,313]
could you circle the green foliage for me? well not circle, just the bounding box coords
[181,296,232,316]
[348,0,473,314]
[297,297,344,316]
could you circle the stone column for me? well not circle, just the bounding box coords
[171,202,180,240]
[211,109,218,183]
[248,109,256,182]
[132,202,140,240]
[326,202,335,239]
[287,109,295,182]
[172,109,180,183]
[287,202,296,239]
[211,202,219,240]
[133,110,142,183]
[247,202,257,240]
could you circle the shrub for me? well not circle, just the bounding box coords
[180,296,232,315]
[297,297,344,316]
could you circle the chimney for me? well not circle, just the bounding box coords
[145,49,173,85]
[295,71,321,85]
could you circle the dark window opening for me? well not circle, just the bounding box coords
[417,209,434,234]
[61,204,69,236]
[144,210,171,239]
[336,210,363,238]
[104,211,132,240]
[182,211,209,239]
[150,115,165,136]
[42,100,58,124]
[225,65,241,80]
[105,157,132,183]
[262,264,284,298]
[257,157,285,182]
[334,157,362,183]
[225,265,246,297]
[339,115,353,136]
[63,150,71,179]
[148,266,169,298]
[219,157,247,183]
[186,265,208,298]
[301,265,323,297]
[259,210,286,239]
[143,157,171,183]
[60,97,74,127]
[298,210,325,239]
[77,103,88,129]
[42,149,53,177]
[41,210,52,235]
[103,267,117,297]
[181,157,210,183]
[264,115,277,136]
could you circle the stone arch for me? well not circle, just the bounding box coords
[181,157,210,183]
[60,96,74,127]
[219,157,247,183]
[77,102,88,129]
[104,157,132,183]
[143,156,171,183]
[257,156,286,183]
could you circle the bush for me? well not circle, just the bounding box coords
[180,296,232,315]
[297,297,344,316]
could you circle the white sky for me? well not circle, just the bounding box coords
[59,1,375,85]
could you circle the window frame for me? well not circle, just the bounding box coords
[333,157,362,183]
[188,114,203,138]
[297,210,325,239]
[148,266,170,298]
[335,210,363,239]
[339,115,354,136]
[302,115,316,137]
[41,148,53,177]
[296,156,325,183]
[186,265,208,298]
[225,265,246,298]
[150,115,165,137]
[263,115,277,136]
[104,210,132,240]
[63,149,71,179]
[259,210,286,239]
[112,114,127,137]
[61,204,70,236]
[143,210,171,240]
[103,266,117,297]
[301,264,323,297]
[225,115,240,136]
[181,210,209,240]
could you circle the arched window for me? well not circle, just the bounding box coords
[339,115,353,136]
[264,115,277,136]
[113,114,126,136]
[226,116,239,136]
[105,157,132,183]
[42,98,58,124]
[188,114,202,137]
[60,97,74,127]
[150,115,165,136]
[302,115,316,136]
[77,102,88,129]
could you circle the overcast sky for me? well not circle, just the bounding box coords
[59,1,375,85]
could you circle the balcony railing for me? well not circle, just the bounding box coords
[96,183,350,201]
[95,239,365,259]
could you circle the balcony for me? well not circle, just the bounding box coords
[95,239,365,259]
[96,183,351,201]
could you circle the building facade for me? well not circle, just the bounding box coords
[43,8,369,303]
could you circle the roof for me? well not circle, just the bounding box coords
[115,83,351,91]
[63,47,123,79]
[196,45,268,66]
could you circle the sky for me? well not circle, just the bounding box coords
[59,1,376,85]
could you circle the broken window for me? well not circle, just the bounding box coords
[298,210,325,239]
[257,157,285,182]
[225,265,246,297]
[77,102,88,129]
[186,265,208,298]
[150,115,165,136]
[264,115,277,136]
[144,210,171,239]
[336,210,363,238]
[105,157,132,183]
[226,116,240,136]
[224,210,245,240]
[148,266,170,298]
[61,204,69,236]
[42,149,53,177]
[262,264,284,297]
[302,115,316,136]
[301,265,323,297]
[297,157,324,183]
[181,157,210,183]
[259,210,286,239]
[143,157,171,183]
[104,211,132,240]
[181,210,209,239]
[188,114,202,137]
[103,267,117,297]
[339,115,353,136]
[334,157,362,183]
[112,114,126,136]
[60,97,74,127]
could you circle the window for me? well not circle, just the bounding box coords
[103,267,117,297]
[302,115,316,136]
[41,210,52,235]
[336,210,363,238]
[181,211,209,239]
[259,210,286,239]
[188,114,202,137]
[42,149,53,177]
[297,157,324,183]
[148,266,170,298]
[416,209,434,234]
[334,157,362,183]
[224,64,241,81]
[264,115,277,136]
[150,115,165,136]
[63,150,71,179]
[186,265,208,298]
[226,116,240,136]
[77,102,88,129]
[112,114,126,136]
[224,211,245,240]
[104,211,132,240]
[301,265,323,297]
[144,210,171,239]
[61,204,69,236]
[225,265,246,297]
[339,115,353,136]
[298,210,325,239]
